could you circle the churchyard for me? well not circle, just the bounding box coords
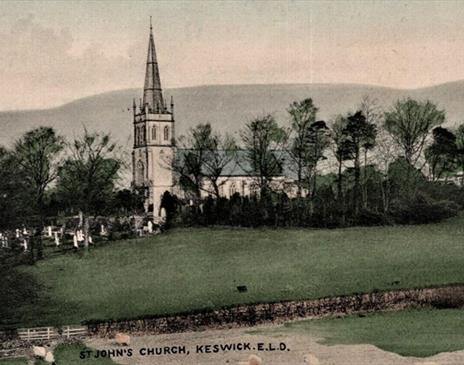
[2,213,463,329]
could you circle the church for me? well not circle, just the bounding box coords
[132,25,299,218]
[131,23,176,217]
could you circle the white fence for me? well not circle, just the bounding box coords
[16,325,87,341]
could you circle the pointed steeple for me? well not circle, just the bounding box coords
[143,17,165,113]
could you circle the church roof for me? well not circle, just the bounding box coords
[176,149,297,178]
[143,20,165,113]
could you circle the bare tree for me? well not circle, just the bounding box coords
[372,130,397,212]
[287,98,318,197]
[169,123,237,200]
[57,130,122,251]
[384,98,445,167]
[240,115,287,195]
[359,96,381,208]
[14,127,64,261]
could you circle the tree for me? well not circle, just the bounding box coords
[287,98,318,196]
[57,130,122,250]
[305,120,330,213]
[343,111,377,215]
[331,116,355,203]
[240,115,287,195]
[425,127,457,181]
[384,98,445,168]
[0,147,32,229]
[14,127,64,261]
[372,130,397,212]
[199,125,237,198]
[171,123,237,200]
[111,188,145,215]
[456,124,464,186]
[359,96,381,208]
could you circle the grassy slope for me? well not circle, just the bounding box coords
[0,359,28,365]
[11,214,464,327]
[275,308,464,357]
[0,344,117,365]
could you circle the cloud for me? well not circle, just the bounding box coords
[0,15,141,110]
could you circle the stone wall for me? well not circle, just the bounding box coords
[87,284,464,337]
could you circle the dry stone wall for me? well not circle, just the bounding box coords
[87,284,464,337]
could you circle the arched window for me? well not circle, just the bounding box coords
[152,126,157,141]
[164,126,169,141]
[137,160,145,183]
[229,182,236,197]
[137,126,143,145]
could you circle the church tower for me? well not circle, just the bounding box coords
[132,21,175,218]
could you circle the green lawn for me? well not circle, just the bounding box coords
[0,344,117,365]
[273,308,464,357]
[40,343,117,365]
[0,359,28,365]
[6,214,464,327]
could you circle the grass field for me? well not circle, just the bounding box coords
[6,214,464,328]
[0,343,117,365]
[273,308,464,357]
[0,359,28,365]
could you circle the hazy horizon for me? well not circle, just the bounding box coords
[3,79,464,113]
[2,1,464,111]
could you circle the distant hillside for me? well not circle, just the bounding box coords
[1,82,464,150]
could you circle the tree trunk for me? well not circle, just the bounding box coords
[83,214,90,253]
[354,149,361,216]
[212,180,220,199]
[36,194,45,261]
[337,159,345,226]
[337,160,343,201]
[36,223,44,260]
[28,230,36,265]
[362,149,368,209]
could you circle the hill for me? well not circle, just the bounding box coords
[6,214,464,328]
[1,82,464,151]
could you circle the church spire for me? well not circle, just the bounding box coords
[143,17,164,113]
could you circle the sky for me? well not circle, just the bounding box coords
[2,0,464,110]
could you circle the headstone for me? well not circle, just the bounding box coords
[88,235,93,244]
[160,207,167,218]
[54,231,60,246]
[147,221,153,233]
[100,224,105,236]
[73,234,78,248]
[77,230,84,242]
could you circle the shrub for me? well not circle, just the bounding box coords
[389,194,458,224]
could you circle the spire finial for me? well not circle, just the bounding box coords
[143,17,164,113]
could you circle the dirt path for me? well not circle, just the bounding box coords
[86,323,464,365]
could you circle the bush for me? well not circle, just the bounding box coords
[356,208,390,226]
[389,194,458,224]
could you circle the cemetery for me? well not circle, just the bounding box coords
[1,9,464,364]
